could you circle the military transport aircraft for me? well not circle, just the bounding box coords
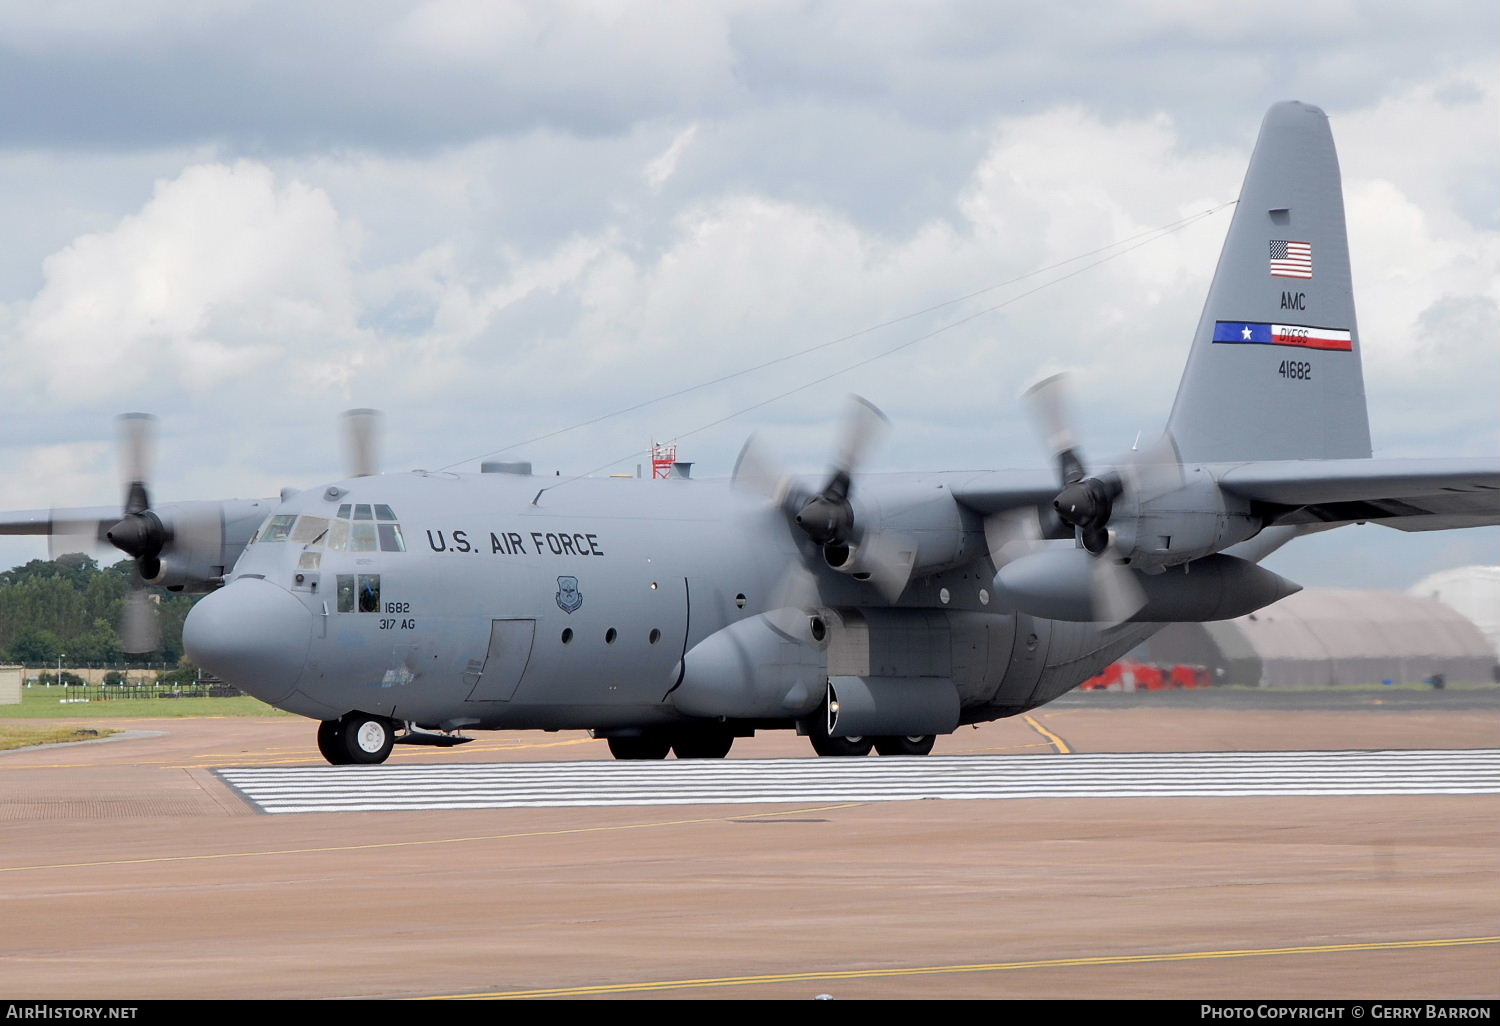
[4,102,1497,765]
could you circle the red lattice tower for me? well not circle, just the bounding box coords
[650,441,678,479]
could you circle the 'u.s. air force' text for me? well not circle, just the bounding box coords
[425,529,604,557]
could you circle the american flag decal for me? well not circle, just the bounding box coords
[1269,240,1312,279]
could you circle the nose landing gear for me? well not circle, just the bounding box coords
[316,712,396,765]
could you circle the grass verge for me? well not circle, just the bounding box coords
[0,724,121,751]
[0,688,292,719]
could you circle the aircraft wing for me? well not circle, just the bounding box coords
[947,469,1065,514]
[0,506,119,542]
[1215,457,1500,532]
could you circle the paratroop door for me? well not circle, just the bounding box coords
[465,619,536,702]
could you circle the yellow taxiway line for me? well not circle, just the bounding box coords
[0,802,866,875]
[1022,714,1072,754]
[426,936,1500,999]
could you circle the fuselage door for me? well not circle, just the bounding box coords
[466,618,537,702]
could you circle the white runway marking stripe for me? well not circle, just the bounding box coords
[217,749,1500,815]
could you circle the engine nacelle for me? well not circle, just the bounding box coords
[826,478,985,580]
[137,499,263,592]
[1110,472,1260,573]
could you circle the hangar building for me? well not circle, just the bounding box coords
[1136,588,1496,689]
[1409,565,1500,661]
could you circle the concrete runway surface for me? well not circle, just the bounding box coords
[1,689,1497,1000]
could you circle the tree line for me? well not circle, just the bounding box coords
[0,555,196,666]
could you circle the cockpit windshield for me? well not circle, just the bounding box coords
[253,506,406,552]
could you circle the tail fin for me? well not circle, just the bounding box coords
[1166,101,1371,463]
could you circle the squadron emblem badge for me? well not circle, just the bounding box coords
[555,576,583,614]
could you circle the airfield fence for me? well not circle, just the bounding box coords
[40,681,244,702]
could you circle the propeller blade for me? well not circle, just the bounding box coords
[763,559,824,637]
[832,395,889,482]
[46,511,107,562]
[983,508,1045,568]
[117,413,157,514]
[120,580,162,654]
[856,531,916,602]
[1120,430,1186,504]
[731,433,791,504]
[1023,374,1083,483]
[341,408,383,478]
[1089,539,1147,626]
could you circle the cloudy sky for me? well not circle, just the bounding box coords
[0,0,1494,588]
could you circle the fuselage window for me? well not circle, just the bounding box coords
[260,515,297,544]
[377,524,406,552]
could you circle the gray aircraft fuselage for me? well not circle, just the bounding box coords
[189,468,1148,736]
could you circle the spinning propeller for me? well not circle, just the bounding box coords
[42,408,385,653]
[734,395,915,606]
[988,374,1185,624]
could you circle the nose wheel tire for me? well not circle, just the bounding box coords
[317,719,352,765]
[318,713,395,765]
[873,735,936,756]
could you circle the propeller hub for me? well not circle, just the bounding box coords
[1053,477,1116,530]
[795,495,853,547]
[106,511,167,562]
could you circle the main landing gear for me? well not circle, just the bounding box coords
[604,726,737,760]
[805,713,935,757]
[809,733,936,757]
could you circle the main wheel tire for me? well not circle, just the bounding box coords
[340,713,395,765]
[809,731,873,757]
[608,735,672,760]
[806,698,874,757]
[670,729,734,759]
[873,734,936,756]
[317,719,352,765]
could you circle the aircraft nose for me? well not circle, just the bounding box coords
[183,578,312,704]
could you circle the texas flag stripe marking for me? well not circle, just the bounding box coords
[1212,321,1353,352]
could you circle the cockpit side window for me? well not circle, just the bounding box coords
[260,515,297,544]
[378,524,406,552]
[357,574,381,612]
[353,504,375,521]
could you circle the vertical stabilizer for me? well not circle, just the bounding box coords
[1166,101,1371,463]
